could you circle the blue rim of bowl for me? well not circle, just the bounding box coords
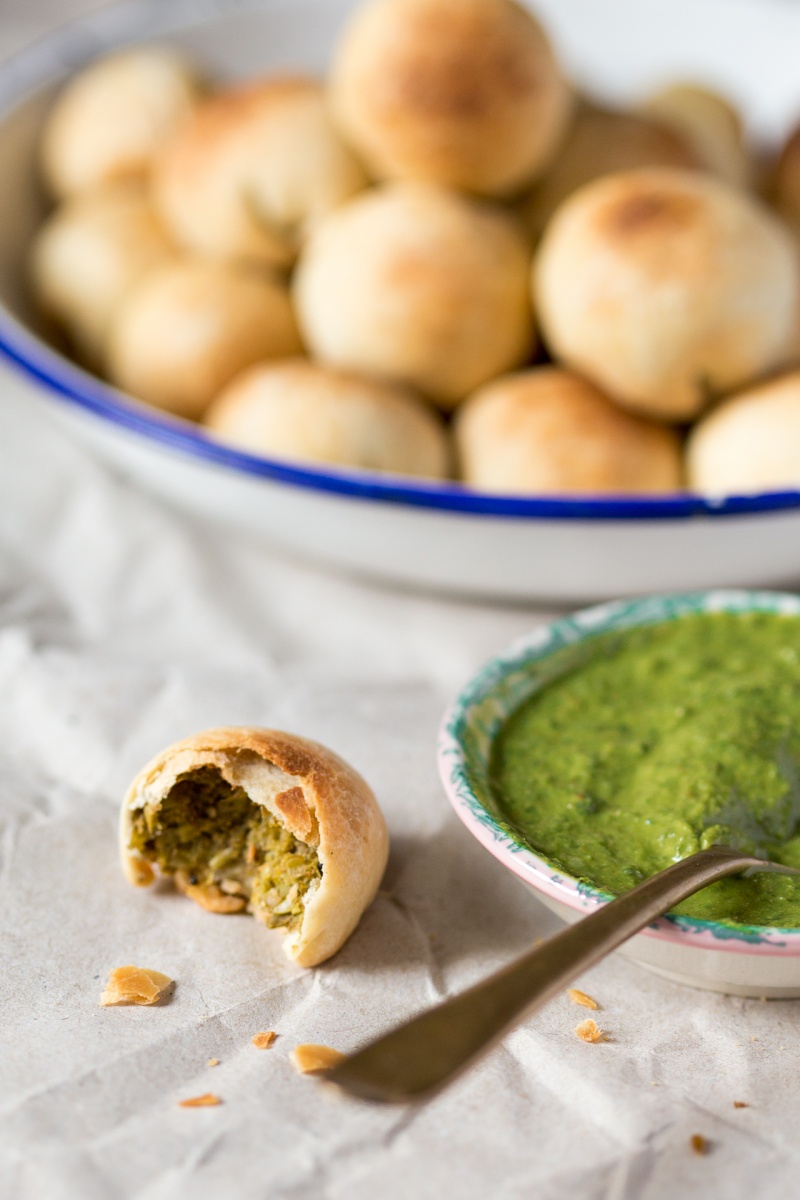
[438,589,800,949]
[5,0,800,521]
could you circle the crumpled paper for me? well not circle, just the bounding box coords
[2,374,800,1200]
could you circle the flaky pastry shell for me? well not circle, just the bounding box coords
[119,727,388,967]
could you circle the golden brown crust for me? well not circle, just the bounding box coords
[100,965,173,1006]
[294,182,535,408]
[455,367,683,494]
[106,261,302,420]
[521,103,696,238]
[41,49,199,199]
[686,369,800,494]
[153,76,367,268]
[567,988,599,1011]
[119,727,388,968]
[204,358,451,478]
[330,0,573,196]
[534,168,799,420]
[179,1093,222,1108]
[574,1018,607,1043]
[291,1044,346,1074]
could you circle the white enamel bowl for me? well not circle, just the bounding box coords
[439,590,800,997]
[4,0,800,600]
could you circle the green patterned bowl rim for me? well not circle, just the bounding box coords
[438,590,800,953]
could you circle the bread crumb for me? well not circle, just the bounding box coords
[179,1093,222,1108]
[568,988,599,1010]
[733,1100,750,1109]
[252,1031,277,1049]
[99,965,173,1006]
[690,1134,710,1155]
[207,1058,220,1067]
[291,1044,346,1074]
[174,871,246,913]
[574,1018,607,1043]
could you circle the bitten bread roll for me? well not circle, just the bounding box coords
[330,0,573,197]
[687,370,800,495]
[41,48,199,198]
[205,359,450,478]
[641,84,751,191]
[154,77,368,269]
[107,261,302,420]
[294,182,535,409]
[521,103,696,240]
[30,182,174,369]
[534,168,798,421]
[456,367,682,494]
[120,728,389,968]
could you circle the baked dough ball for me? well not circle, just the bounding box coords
[771,125,800,230]
[119,727,389,968]
[107,261,302,420]
[534,168,798,421]
[295,183,535,409]
[330,0,573,197]
[154,77,368,269]
[687,371,800,495]
[30,182,174,368]
[521,103,696,239]
[642,84,751,191]
[41,48,199,198]
[455,367,682,494]
[205,359,450,478]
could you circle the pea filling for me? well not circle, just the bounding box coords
[129,766,322,930]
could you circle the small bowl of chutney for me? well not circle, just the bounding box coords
[439,590,800,997]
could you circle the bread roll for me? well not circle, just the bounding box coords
[119,727,389,968]
[771,124,800,230]
[641,84,751,191]
[521,103,696,240]
[294,182,535,409]
[154,77,368,269]
[107,261,302,420]
[456,367,682,494]
[687,371,800,495]
[205,359,450,478]
[30,182,174,368]
[534,168,798,421]
[41,48,199,198]
[330,0,573,197]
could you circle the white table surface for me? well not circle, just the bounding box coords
[3,5,800,1199]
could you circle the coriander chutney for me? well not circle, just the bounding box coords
[491,611,800,927]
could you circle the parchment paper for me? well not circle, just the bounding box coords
[3,367,800,1200]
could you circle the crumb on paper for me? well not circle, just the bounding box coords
[99,966,173,1006]
[758,995,767,1003]
[207,1058,220,1067]
[568,988,599,1010]
[690,1134,710,1155]
[179,1093,222,1108]
[574,1018,607,1044]
[291,1044,346,1074]
[733,1100,750,1109]
[252,1031,277,1049]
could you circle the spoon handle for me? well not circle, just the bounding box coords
[326,846,776,1104]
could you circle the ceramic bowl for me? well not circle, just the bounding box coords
[4,0,800,601]
[439,589,800,997]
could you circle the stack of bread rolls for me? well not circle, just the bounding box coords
[30,0,800,496]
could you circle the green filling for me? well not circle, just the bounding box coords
[129,767,321,929]
[491,612,800,927]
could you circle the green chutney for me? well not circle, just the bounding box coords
[491,611,800,927]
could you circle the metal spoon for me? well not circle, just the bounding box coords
[325,845,800,1104]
